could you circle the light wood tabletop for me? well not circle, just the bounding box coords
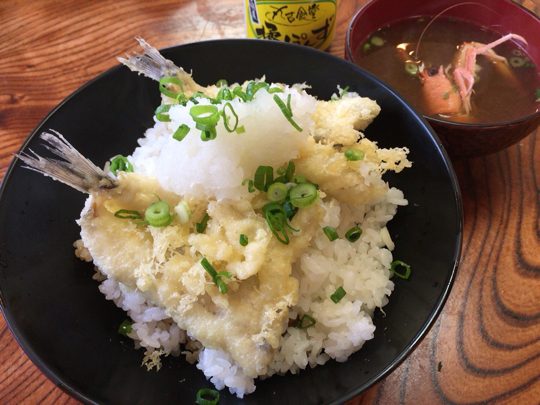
[0,0,538,403]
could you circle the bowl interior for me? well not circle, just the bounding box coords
[0,40,462,404]
[346,0,540,127]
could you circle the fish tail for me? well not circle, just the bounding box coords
[17,130,116,194]
[117,37,181,81]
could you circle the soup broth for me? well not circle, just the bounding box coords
[354,16,539,123]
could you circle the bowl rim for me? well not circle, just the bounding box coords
[344,0,540,129]
[0,38,463,405]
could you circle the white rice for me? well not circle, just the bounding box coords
[83,84,408,398]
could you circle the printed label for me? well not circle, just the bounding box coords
[245,0,337,51]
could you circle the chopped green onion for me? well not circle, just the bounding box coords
[145,200,172,227]
[216,86,233,102]
[267,182,288,202]
[509,56,526,68]
[174,201,191,224]
[242,179,255,193]
[200,127,217,141]
[200,258,230,294]
[323,226,339,241]
[173,124,190,142]
[263,202,290,244]
[232,86,248,101]
[109,155,133,176]
[289,183,318,208]
[370,35,385,46]
[297,314,316,329]
[216,79,228,88]
[154,104,172,122]
[390,260,412,280]
[273,94,303,132]
[190,105,220,126]
[114,209,142,220]
[254,165,274,191]
[196,213,210,233]
[284,161,295,182]
[239,234,249,246]
[344,149,365,161]
[222,102,239,132]
[246,81,269,100]
[196,388,220,405]
[345,226,362,242]
[362,42,371,53]
[118,319,133,336]
[268,86,284,93]
[235,125,246,134]
[330,286,346,303]
[159,76,183,99]
[332,86,350,100]
[405,62,419,76]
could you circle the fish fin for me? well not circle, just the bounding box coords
[117,37,181,81]
[17,130,116,194]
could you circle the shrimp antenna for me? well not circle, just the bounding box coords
[16,131,116,194]
[414,2,499,60]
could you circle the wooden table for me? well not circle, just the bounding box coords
[0,0,538,403]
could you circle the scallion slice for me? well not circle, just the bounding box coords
[216,86,233,102]
[222,102,239,132]
[196,213,210,233]
[267,182,288,202]
[268,86,284,93]
[284,161,295,182]
[235,125,246,134]
[198,126,217,141]
[200,258,230,294]
[195,388,220,405]
[246,81,269,100]
[405,62,419,76]
[154,104,172,122]
[370,35,385,46]
[145,200,172,227]
[232,86,248,101]
[239,234,249,246]
[263,202,290,244]
[273,94,303,132]
[173,124,190,142]
[390,260,412,280]
[323,226,339,241]
[109,155,133,176]
[289,183,318,208]
[118,319,133,336]
[330,286,346,303]
[114,209,142,220]
[254,166,274,191]
[344,149,365,161]
[159,76,183,99]
[297,314,316,329]
[242,179,255,193]
[216,79,228,88]
[190,105,220,126]
[345,226,362,242]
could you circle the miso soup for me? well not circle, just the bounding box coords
[354,16,539,123]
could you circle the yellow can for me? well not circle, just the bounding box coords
[245,0,338,51]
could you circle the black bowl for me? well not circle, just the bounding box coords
[0,39,462,404]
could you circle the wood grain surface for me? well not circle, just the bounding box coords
[0,0,539,404]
